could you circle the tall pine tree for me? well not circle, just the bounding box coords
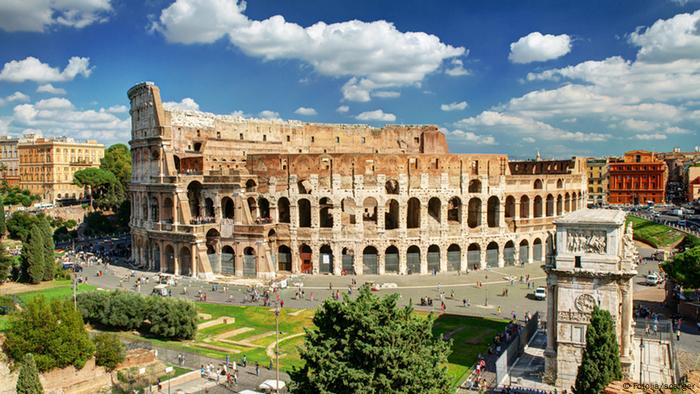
[20,225,44,284]
[0,244,13,283]
[0,199,6,238]
[38,217,55,281]
[573,306,623,394]
[16,353,44,394]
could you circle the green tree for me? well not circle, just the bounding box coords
[93,333,126,371]
[0,199,6,237]
[146,297,198,340]
[37,217,55,281]
[16,353,44,394]
[100,144,131,192]
[7,211,40,241]
[0,183,41,207]
[0,244,13,283]
[573,307,622,394]
[662,246,700,288]
[289,286,451,394]
[4,296,95,372]
[73,168,125,210]
[20,226,45,284]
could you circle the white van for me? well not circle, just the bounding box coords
[646,273,659,286]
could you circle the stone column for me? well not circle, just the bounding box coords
[497,243,505,267]
[439,244,448,273]
[333,244,343,276]
[378,252,385,275]
[481,200,488,231]
[513,245,520,266]
[420,245,428,274]
[479,243,487,269]
[377,202,385,232]
[173,249,180,276]
[620,278,634,364]
[499,200,506,228]
[399,247,407,275]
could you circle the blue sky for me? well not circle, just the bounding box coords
[1,0,699,159]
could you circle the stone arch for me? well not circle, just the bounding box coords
[505,196,516,219]
[319,197,334,228]
[243,247,257,277]
[300,244,313,273]
[258,197,270,219]
[164,244,175,274]
[341,197,356,225]
[221,197,234,220]
[428,197,441,226]
[187,181,202,218]
[447,197,461,223]
[407,197,421,228]
[247,197,258,218]
[487,196,500,227]
[407,245,421,274]
[319,244,334,274]
[519,239,529,265]
[385,179,399,194]
[385,199,399,230]
[468,179,482,193]
[162,197,174,223]
[467,243,481,270]
[447,244,461,271]
[427,244,440,274]
[557,179,563,188]
[556,194,563,215]
[564,192,571,212]
[520,195,529,219]
[221,245,235,275]
[151,196,159,222]
[546,194,554,216]
[534,179,543,189]
[245,179,256,192]
[385,245,399,273]
[533,238,543,261]
[179,246,192,276]
[341,247,354,274]
[504,240,515,266]
[363,197,378,225]
[204,197,215,217]
[363,246,379,275]
[277,245,291,272]
[468,197,482,228]
[486,242,499,268]
[206,228,219,271]
[278,197,290,223]
[534,195,543,218]
[298,198,311,227]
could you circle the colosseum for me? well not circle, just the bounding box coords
[128,82,587,280]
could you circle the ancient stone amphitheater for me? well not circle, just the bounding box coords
[128,82,587,279]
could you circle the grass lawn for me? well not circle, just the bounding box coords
[627,216,685,248]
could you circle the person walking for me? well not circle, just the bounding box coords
[677,328,681,341]
[255,361,260,376]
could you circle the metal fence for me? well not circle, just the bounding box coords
[633,318,680,384]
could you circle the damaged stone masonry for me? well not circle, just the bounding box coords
[128,82,588,280]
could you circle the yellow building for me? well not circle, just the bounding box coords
[19,136,105,202]
[586,158,608,206]
[0,135,22,186]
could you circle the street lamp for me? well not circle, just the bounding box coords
[639,338,645,384]
[484,284,488,307]
[274,305,281,393]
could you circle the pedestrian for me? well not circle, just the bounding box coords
[157,377,162,391]
[512,311,517,321]
[255,361,260,376]
[497,306,501,314]
[463,298,467,307]
[280,299,284,308]
[677,328,681,341]
[441,301,446,312]
[269,359,273,370]
[242,354,247,367]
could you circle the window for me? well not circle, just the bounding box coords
[414,137,420,144]
[286,135,290,142]
[336,137,340,143]
[572,326,585,343]
[311,136,315,143]
[361,137,366,144]
[575,255,582,268]
[263,135,267,141]
[217,132,221,139]
[240,133,244,140]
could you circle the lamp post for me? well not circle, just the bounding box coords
[275,305,280,393]
[484,284,488,307]
[639,338,645,384]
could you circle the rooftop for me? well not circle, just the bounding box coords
[554,208,626,226]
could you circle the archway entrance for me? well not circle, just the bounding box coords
[341,248,354,274]
[164,245,175,274]
[243,247,256,277]
[447,244,461,271]
[486,242,499,268]
[300,244,312,273]
[179,246,192,276]
[467,244,480,270]
[363,246,378,275]
[385,246,399,273]
[533,238,543,262]
[221,246,235,275]
[407,245,420,274]
[519,240,529,265]
[319,244,333,274]
[427,245,440,274]
[278,245,291,272]
[504,241,515,266]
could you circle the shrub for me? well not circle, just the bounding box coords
[93,333,126,371]
[4,296,95,372]
[16,353,43,394]
[146,297,197,340]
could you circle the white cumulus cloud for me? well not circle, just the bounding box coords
[152,0,464,101]
[633,133,667,140]
[373,91,400,99]
[294,107,317,116]
[163,98,200,111]
[509,32,571,64]
[446,129,496,145]
[258,110,280,120]
[0,56,92,83]
[0,91,30,106]
[356,109,396,122]
[445,58,470,76]
[441,101,468,111]
[36,83,67,95]
[0,0,112,32]
[336,105,349,113]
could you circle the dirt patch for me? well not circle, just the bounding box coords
[213,327,254,342]
[265,333,305,359]
[197,313,212,320]
[241,331,276,344]
[0,281,61,296]
[194,342,241,354]
[287,309,306,317]
[197,316,235,330]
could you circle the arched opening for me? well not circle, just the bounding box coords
[564,193,571,212]
[221,197,234,220]
[385,199,399,230]
[447,197,461,224]
[319,244,334,274]
[385,246,399,273]
[520,196,529,219]
[152,244,160,271]
[504,241,515,266]
[556,195,563,215]
[341,198,356,225]
[258,197,270,219]
[546,194,554,217]
[277,245,291,272]
[486,242,499,268]
[407,245,421,274]
[447,244,461,271]
[572,192,578,210]
[363,197,378,226]
[557,179,563,188]
[385,179,399,194]
[179,246,192,276]
[428,197,441,226]
[505,196,515,219]
[468,179,482,193]
[247,197,258,219]
[534,179,543,189]
[300,244,312,273]
[162,197,173,223]
[187,181,202,218]
[278,197,290,223]
[427,245,440,274]
[363,246,378,275]
[342,248,354,274]
[245,179,256,192]
[467,244,481,270]
[407,197,421,228]
[533,238,543,262]
[164,245,175,274]
[468,198,482,228]
[243,247,256,277]
[298,199,311,227]
[319,197,334,228]
[297,180,311,194]
[151,197,159,222]
[487,196,500,227]
[546,233,555,258]
[173,155,181,173]
[206,229,220,272]
[519,240,529,265]
[221,245,235,275]
[534,196,543,218]
[205,198,215,218]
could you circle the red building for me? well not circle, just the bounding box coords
[608,150,667,205]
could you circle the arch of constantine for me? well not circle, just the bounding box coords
[128,82,587,279]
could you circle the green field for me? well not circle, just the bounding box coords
[627,215,685,248]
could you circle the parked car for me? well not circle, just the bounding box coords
[646,273,660,286]
[534,287,546,300]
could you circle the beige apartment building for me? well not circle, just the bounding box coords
[19,137,105,202]
[0,135,21,187]
[585,158,608,206]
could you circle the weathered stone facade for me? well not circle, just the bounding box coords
[128,82,588,279]
[544,209,638,389]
